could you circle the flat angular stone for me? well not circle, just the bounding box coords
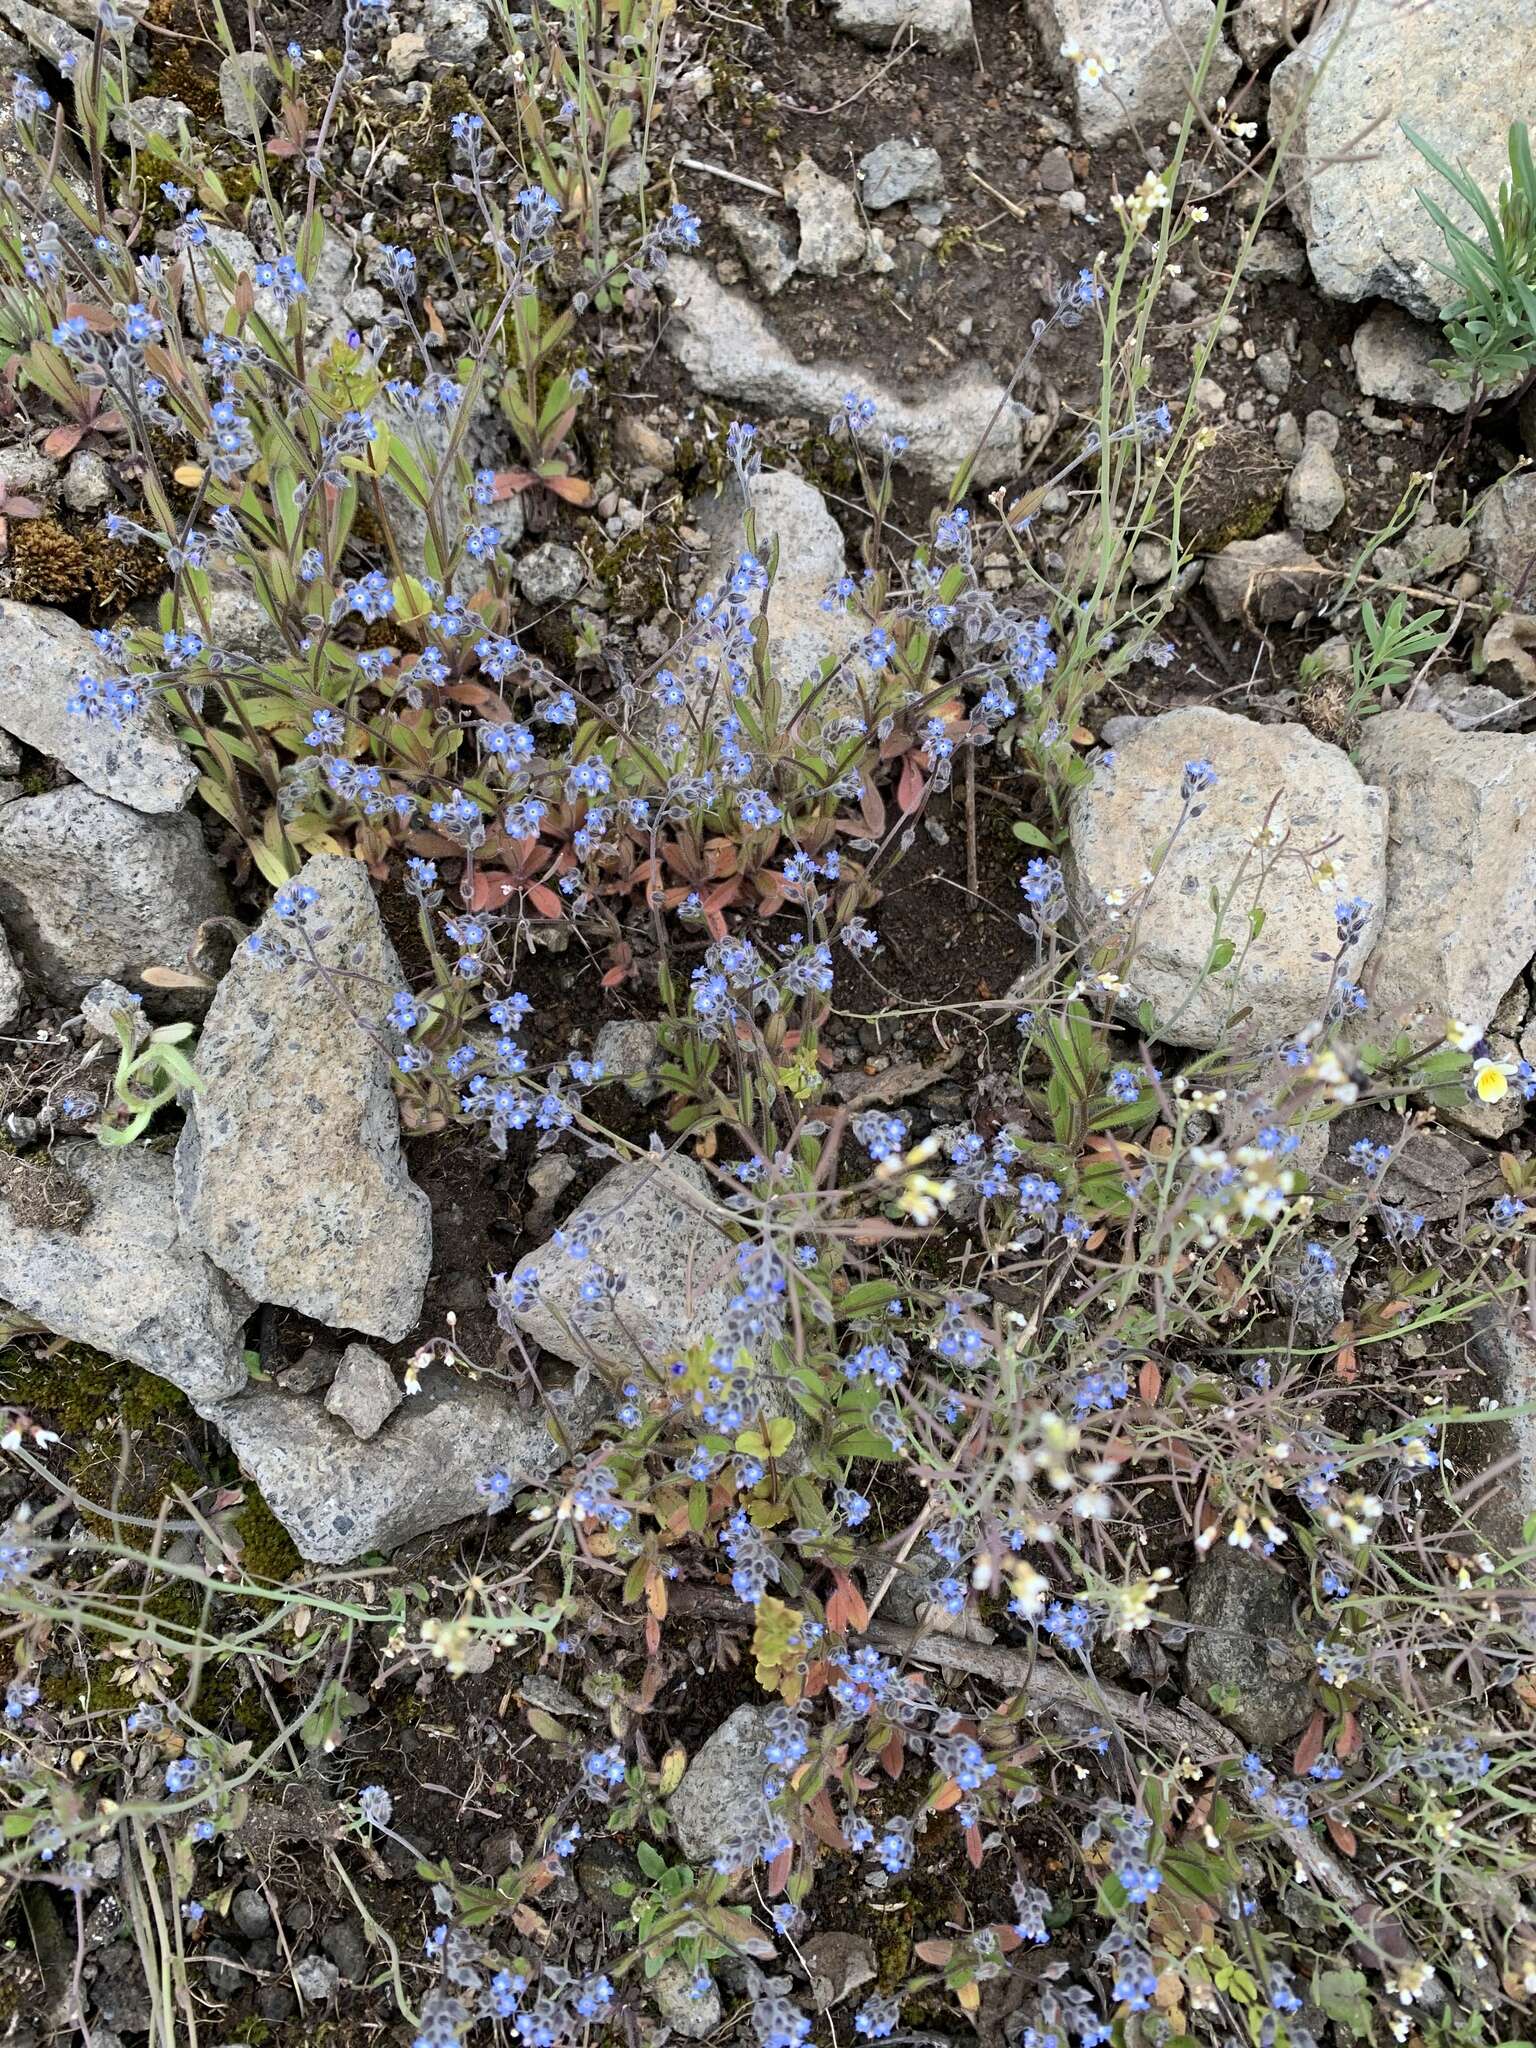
[668,1704,772,1866]
[0,785,228,1004]
[1271,0,1536,317]
[324,1342,402,1440]
[784,158,866,277]
[661,258,1022,493]
[175,854,432,1341]
[829,0,971,54]
[207,1366,601,1564]
[692,470,863,722]
[0,1144,251,1410]
[505,1156,740,1387]
[1065,707,1388,1049]
[1353,711,1536,1035]
[1473,473,1536,601]
[1204,531,1320,623]
[0,601,197,813]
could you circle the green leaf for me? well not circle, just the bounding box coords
[1011,819,1057,850]
[636,1840,667,1881]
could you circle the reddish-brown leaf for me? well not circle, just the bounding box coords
[931,1780,964,1812]
[42,423,84,458]
[766,1844,792,1896]
[896,754,926,815]
[525,883,566,920]
[1336,1708,1362,1760]
[1137,1358,1162,1404]
[543,473,594,507]
[914,1940,954,1966]
[1324,1812,1357,1857]
[965,1822,984,1870]
[465,870,518,911]
[826,1569,869,1635]
[1292,1709,1327,1778]
[878,1729,904,1780]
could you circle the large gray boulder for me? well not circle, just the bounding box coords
[206,1366,601,1564]
[0,786,229,1003]
[1065,707,1388,1049]
[1026,0,1238,147]
[1271,0,1536,317]
[662,259,1022,493]
[0,1145,251,1410]
[175,855,432,1341]
[1354,712,1536,1035]
[0,601,198,813]
[505,1156,741,1388]
[668,1704,772,1867]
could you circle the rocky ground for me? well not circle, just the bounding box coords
[2,0,1536,2040]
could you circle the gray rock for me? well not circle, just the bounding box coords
[230,1890,272,1939]
[61,448,111,513]
[205,1940,243,1997]
[1204,530,1320,622]
[801,1932,877,2006]
[784,157,867,277]
[1352,305,1489,415]
[1473,473,1536,602]
[830,0,971,53]
[1244,231,1307,285]
[1273,410,1304,463]
[206,1365,602,1564]
[184,224,357,359]
[421,0,490,64]
[0,1144,251,1410]
[1027,0,1238,146]
[1036,145,1074,193]
[505,1156,742,1388]
[655,1960,721,2039]
[1415,676,1525,732]
[1354,712,1536,1035]
[593,1018,666,1103]
[218,51,275,137]
[1285,439,1345,531]
[1185,1549,1311,1749]
[174,854,433,1341]
[1465,1306,1536,1555]
[80,978,146,1046]
[0,445,57,500]
[291,1953,340,2003]
[0,786,228,1004]
[721,204,798,296]
[669,1704,771,1865]
[1271,0,1535,317]
[0,601,198,813]
[203,565,287,661]
[321,1916,370,1984]
[693,469,862,722]
[109,93,193,147]
[662,257,1022,492]
[0,923,21,1029]
[324,1342,402,1441]
[1064,707,1388,1049]
[1255,348,1291,396]
[1231,0,1303,65]
[858,139,943,210]
[516,541,586,607]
